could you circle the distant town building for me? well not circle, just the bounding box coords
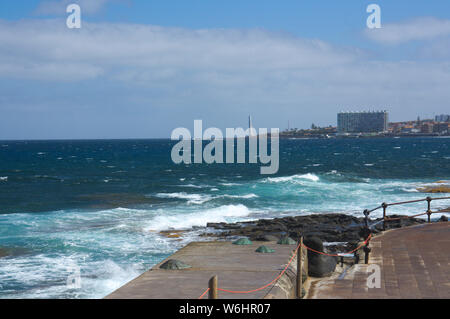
[433,122,450,134]
[421,123,434,134]
[435,114,450,122]
[337,111,388,134]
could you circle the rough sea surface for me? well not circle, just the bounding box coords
[0,137,449,298]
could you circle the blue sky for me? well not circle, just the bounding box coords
[1,1,450,139]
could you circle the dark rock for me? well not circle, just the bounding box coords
[439,215,448,222]
[254,234,279,242]
[203,213,426,249]
[160,259,191,270]
[303,236,337,278]
[358,227,371,240]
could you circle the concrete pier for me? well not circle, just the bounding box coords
[106,240,298,299]
[307,222,450,299]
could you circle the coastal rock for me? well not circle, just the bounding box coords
[160,259,191,270]
[202,213,426,247]
[439,215,448,222]
[254,234,279,242]
[383,215,426,229]
[417,181,450,193]
[303,237,337,278]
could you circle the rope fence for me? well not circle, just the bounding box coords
[197,196,449,299]
[198,234,372,299]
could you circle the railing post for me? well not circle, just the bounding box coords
[382,202,387,231]
[296,236,303,299]
[361,207,371,264]
[426,197,432,223]
[208,275,218,299]
[364,242,371,264]
[363,209,369,228]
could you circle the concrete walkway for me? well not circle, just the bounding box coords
[106,241,297,299]
[308,222,450,299]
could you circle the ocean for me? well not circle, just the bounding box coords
[0,137,449,298]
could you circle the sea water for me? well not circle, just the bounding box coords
[0,137,449,298]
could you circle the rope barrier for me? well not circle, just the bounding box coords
[198,288,210,299]
[216,240,302,295]
[197,234,372,298]
[301,234,372,257]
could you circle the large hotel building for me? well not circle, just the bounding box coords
[337,111,388,133]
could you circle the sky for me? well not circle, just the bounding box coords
[1,0,450,139]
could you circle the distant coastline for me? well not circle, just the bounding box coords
[280,133,450,139]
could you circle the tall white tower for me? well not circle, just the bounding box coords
[248,115,256,137]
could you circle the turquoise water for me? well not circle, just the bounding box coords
[0,137,449,298]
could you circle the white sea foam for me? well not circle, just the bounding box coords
[0,253,142,299]
[0,176,7,181]
[154,192,258,204]
[401,188,419,193]
[144,204,251,231]
[155,192,213,204]
[220,182,241,186]
[221,194,259,199]
[177,184,206,189]
[264,173,320,183]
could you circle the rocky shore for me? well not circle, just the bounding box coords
[201,213,443,253]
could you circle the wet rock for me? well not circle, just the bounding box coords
[254,234,279,242]
[204,213,426,246]
[303,237,337,278]
[160,259,191,270]
[439,215,448,222]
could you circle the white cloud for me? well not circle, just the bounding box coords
[0,19,361,81]
[365,17,450,45]
[0,18,450,138]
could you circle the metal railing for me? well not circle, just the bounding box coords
[361,195,450,264]
[362,196,450,231]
